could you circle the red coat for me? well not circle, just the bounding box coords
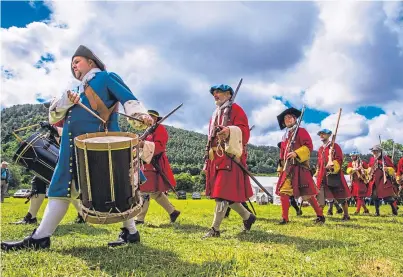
[205,103,253,202]
[397,157,403,180]
[140,124,176,192]
[367,155,395,198]
[347,160,368,197]
[316,143,351,199]
[276,127,318,197]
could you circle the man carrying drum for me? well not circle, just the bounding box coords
[1,45,153,251]
[134,110,181,225]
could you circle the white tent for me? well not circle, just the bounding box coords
[249,175,351,205]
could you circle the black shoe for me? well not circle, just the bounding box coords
[169,210,181,223]
[134,220,144,225]
[202,227,220,239]
[327,210,333,216]
[243,214,256,231]
[392,207,398,216]
[363,210,370,215]
[75,214,85,224]
[1,229,50,251]
[375,212,380,216]
[14,213,38,225]
[336,209,343,214]
[342,215,351,221]
[278,218,289,225]
[314,216,326,224]
[296,209,303,216]
[108,228,140,247]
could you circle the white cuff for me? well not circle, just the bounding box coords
[123,100,148,130]
[225,126,243,158]
[49,92,74,124]
[140,141,155,164]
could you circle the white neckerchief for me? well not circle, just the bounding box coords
[209,100,231,138]
[282,124,298,142]
[78,68,102,94]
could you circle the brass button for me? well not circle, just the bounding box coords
[70,163,72,166]
[69,133,72,136]
[70,169,73,173]
[67,188,71,191]
[70,145,73,148]
[70,157,73,160]
[67,194,71,197]
[68,181,72,184]
[69,139,72,142]
[68,121,71,124]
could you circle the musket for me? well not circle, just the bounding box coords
[379,135,387,184]
[150,158,179,198]
[282,106,306,173]
[249,125,255,132]
[326,108,342,169]
[140,103,183,140]
[225,152,273,202]
[392,141,395,164]
[203,78,243,169]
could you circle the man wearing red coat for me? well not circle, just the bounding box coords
[203,84,256,238]
[134,110,180,224]
[397,157,403,186]
[276,108,324,224]
[346,151,369,214]
[366,145,398,216]
[316,129,351,221]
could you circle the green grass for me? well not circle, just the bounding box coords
[1,198,403,277]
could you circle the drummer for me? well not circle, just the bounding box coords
[14,116,85,225]
[1,45,153,251]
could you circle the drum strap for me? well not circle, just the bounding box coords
[84,85,118,123]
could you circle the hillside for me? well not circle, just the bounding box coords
[2,104,400,189]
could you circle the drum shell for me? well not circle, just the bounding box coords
[75,132,141,224]
[13,132,59,184]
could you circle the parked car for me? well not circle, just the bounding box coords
[13,189,31,198]
[192,192,201,200]
[177,190,187,200]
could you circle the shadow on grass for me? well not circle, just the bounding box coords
[58,244,238,276]
[145,223,209,234]
[236,230,357,252]
[53,224,111,237]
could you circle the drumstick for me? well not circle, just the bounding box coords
[76,102,106,124]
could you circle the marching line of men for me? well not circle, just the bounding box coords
[1,45,402,252]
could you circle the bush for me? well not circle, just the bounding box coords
[175,172,194,192]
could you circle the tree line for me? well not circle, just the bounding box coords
[1,104,402,192]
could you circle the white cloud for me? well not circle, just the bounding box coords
[1,1,403,154]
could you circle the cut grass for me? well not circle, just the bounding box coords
[1,198,402,277]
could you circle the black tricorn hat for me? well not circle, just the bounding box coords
[43,101,51,109]
[277,107,302,130]
[148,110,162,121]
[71,45,105,79]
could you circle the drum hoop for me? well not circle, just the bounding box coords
[75,132,138,151]
[14,133,43,163]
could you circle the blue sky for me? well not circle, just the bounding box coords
[1,1,403,152]
[1,1,50,28]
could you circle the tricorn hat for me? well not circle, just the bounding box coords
[71,45,105,79]
[277,107,302,130]
[148,110,162,121]
[370,145,382,152]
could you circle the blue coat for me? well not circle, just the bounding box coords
[48,71,141,198]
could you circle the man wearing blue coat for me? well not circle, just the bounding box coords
[1,45,153,250]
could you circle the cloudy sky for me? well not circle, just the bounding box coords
[1,1,403,154]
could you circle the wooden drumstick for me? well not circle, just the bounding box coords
[77,101,106,124]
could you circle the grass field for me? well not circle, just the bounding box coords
[1,197,402,277]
